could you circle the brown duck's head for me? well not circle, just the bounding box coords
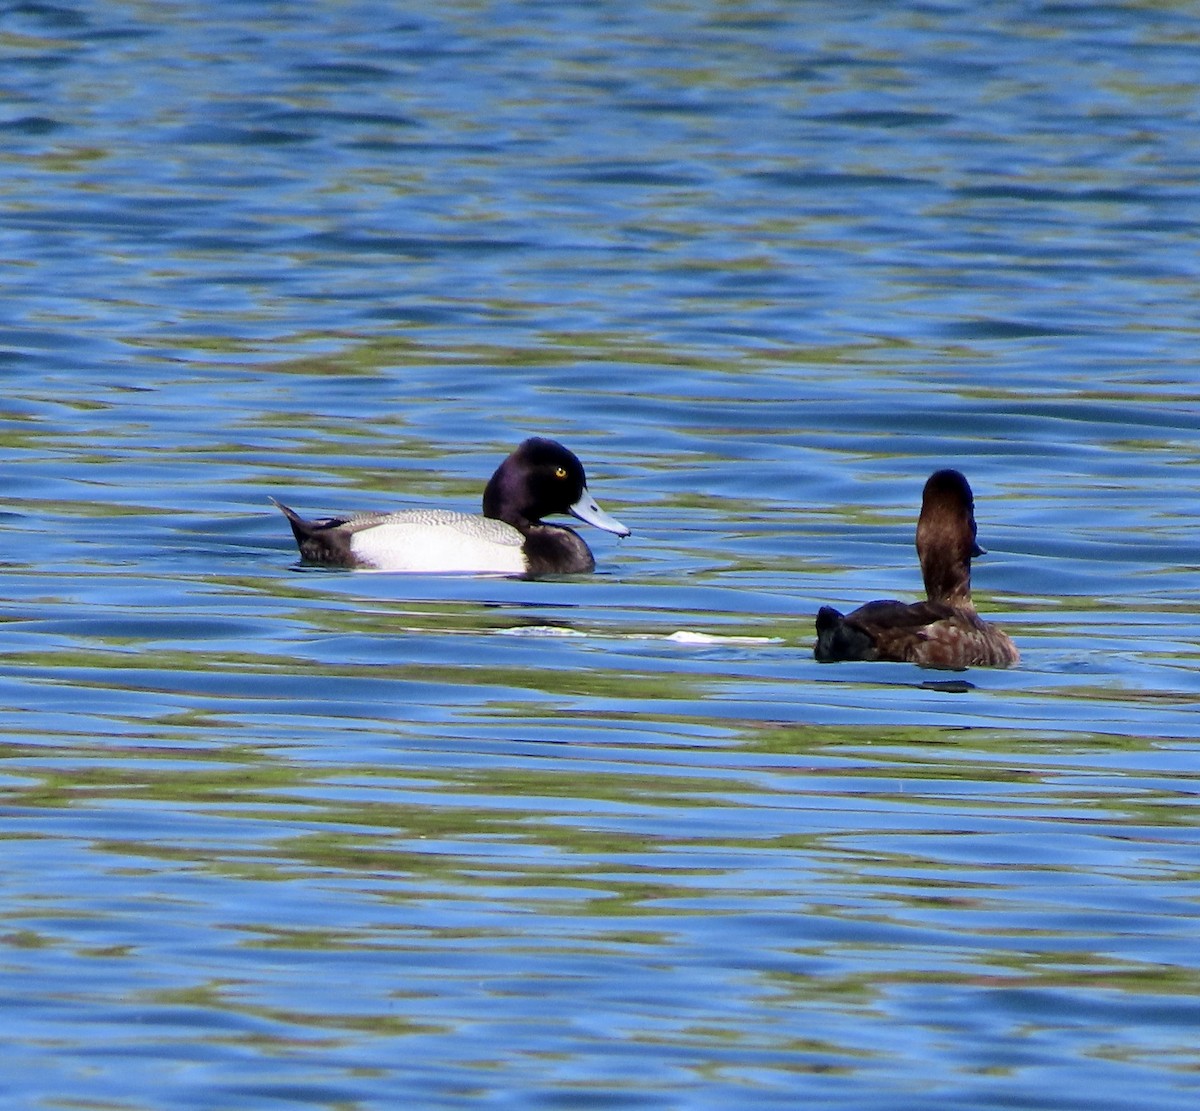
[916,468,984,605]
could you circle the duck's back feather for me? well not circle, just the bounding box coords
[346,509,525,572]
[274,502,527,573]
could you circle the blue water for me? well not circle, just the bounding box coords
[2,2,1200,1108]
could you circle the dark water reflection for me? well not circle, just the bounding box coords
[3,1,1200,1109]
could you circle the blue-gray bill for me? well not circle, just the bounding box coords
[570,489,630,537]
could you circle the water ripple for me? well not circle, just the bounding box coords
[2,2,1199,1109]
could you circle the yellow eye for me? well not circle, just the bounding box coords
[555,466,568,479]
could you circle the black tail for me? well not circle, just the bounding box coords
[269,498,356,566]
[269,497,313,547]
[814,606,875,662]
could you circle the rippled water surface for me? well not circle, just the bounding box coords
[3,2,1200,1108]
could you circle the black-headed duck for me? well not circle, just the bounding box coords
[814,469,1019,669]
[273,437,629,575]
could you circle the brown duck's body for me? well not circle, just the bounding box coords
[815,599,1019,669]
[814,470,1019,670]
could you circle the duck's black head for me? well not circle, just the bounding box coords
[482,437,629,537]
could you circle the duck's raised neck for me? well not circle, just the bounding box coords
[916,469,981,607]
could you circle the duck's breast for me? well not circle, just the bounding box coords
[902,609,1020,669]
[347,509,527,573]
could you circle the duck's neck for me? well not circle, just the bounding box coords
[522,523,594,576]
[920,550,972,608]
[482,476,528,530]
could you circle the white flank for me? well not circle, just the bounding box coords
[498,625,587,638]
[348,509,527,573]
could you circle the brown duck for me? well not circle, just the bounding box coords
[814,469,1019,669]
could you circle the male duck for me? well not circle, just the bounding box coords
[273,437,629,575]
[814,469,1019,669]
